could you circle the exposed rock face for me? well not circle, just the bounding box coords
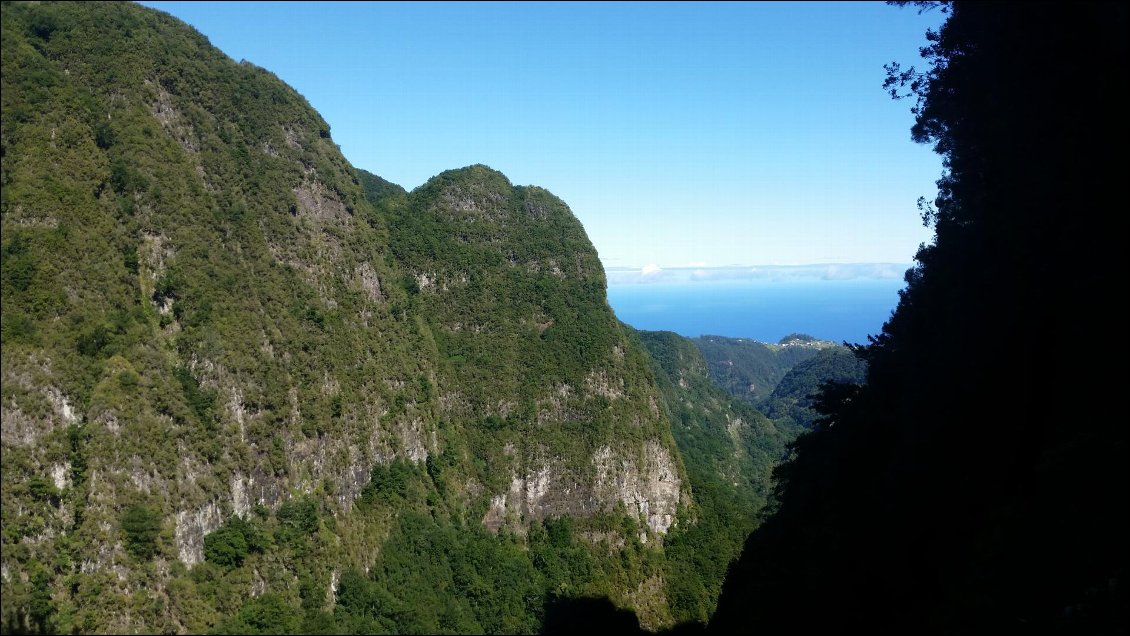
[50,463,71,490]
[147,79,198,153]
[231,472,250,518]
[481,444,682,536]
[394,417,431,463]
[482,465,562,533]
[175,502,224,566]
[293,179,348,222]
[354,262,384,302]
[1,405,45,448]
[480,441,684,537]
[594,442,682,535]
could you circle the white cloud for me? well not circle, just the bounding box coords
[606,262,911,285]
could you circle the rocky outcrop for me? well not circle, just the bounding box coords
[594,441,682,535]
[482,441,683,537]
[174,502,224,566]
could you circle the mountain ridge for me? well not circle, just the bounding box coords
[0,3,797,632]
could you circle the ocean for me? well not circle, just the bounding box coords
[606,278,907,345]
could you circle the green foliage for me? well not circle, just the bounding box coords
[120,505,162,560]
[1,234,37,292]
[118,369,139,389]
[1,1,420,631]
[26,477,60,506]
[94,120,115,149]
[174,367,217,429]
[275,497,321,552]
[214,593,302,635]
[29,568,56,634]
[327,510,634,635]
[761,346,867,428]
[629,327,801,625]
[75,325,109,358]
[361,459,416,505]
[277,499,319,535]
[205,527,247,569]
[0,1,771,632]
[0,312,37,344]
[67,423,88,466]
[204,517,264,569]
[356,168,406,206]
[528,518,598,598]
[121,245,139,274]
[693,335,825,402]
[376,165,619,404]
[364,165,679,543]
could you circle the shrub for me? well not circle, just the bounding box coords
[121,505,161,560]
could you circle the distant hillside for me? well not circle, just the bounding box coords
[356,169,406,205]
[760,347,867,429]
[693,334,835,402]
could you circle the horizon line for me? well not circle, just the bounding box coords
[602,261,914,271]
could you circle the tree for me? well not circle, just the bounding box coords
[710,3,1128,632]
[204,524,249,569]
[121,505,162,560]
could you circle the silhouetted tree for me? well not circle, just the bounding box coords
[711,2,1128,633]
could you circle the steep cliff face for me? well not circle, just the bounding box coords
[0,4,445,629]
[371,166,686,538]
[1,3,690,632]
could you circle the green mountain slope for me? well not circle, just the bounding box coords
[368,165,686,539]
[0,3,787,633]
[760,347,867,429]
[1,2,440,631]
[628,329,801,624]
[692,334,832,402]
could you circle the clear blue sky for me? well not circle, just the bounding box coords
[142,1,945,271]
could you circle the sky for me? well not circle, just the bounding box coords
[142,1,946,272]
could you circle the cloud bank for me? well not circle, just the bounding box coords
[605,263,911,285]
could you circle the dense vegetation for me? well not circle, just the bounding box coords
[692,335,829,403]
[711,2,1128,632]
[348,163,697,630]
[0,3,805,633]
[0,1,432,630]
[691,334,863,430]
[760,347,867,429]
[629,329,801,624]
[197,461,668,635]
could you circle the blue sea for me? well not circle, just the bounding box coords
[607,278,907,345]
